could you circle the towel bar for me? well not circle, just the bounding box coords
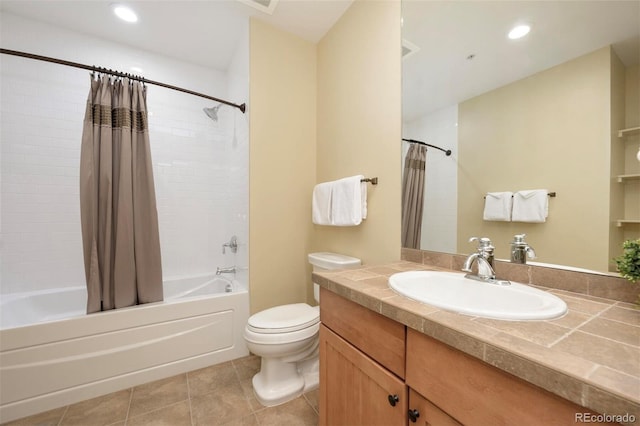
[484,192,556,199]
[361,177,378,185]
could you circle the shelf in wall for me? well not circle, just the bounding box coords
[616,173,640,183]
[617,126,640,137]
[616,219,640,227]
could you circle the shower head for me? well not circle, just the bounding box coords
[203,104,223,121]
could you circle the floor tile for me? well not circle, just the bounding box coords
[238,377,263,413]
[60,389,131,426]
[126,400,192,426]
[190,381,252,425]
[128,374,189,418]
[3,356,321,426]
[254,396,318,426]
[220,413,259,426]
[303,390,319,414]
[233,355,260,381]
[188,361,239,397]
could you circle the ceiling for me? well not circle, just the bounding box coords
[402,1,640,122]
[0,0,354,71]
[1,0,638,122]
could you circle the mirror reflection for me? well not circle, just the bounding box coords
[401,1,640,273]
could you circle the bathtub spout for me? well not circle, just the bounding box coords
[216,266,236,275]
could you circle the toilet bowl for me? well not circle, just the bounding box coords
[244,252,361,407]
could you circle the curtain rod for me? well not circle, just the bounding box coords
[402,138,452,156]
[0,48,246,114]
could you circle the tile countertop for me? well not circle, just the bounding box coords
[312,261,640,421]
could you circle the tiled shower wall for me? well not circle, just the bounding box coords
[0,13,249,294]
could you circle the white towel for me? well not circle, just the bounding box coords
[512,189,548,223]
[330,175,365,226]
[312,182,333,225]
[483,192,513,221]
[361,181,368,219]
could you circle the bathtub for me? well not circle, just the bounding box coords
[0,275,250,423]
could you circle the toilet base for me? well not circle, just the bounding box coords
[299,356,319,393]
[252,356,319,407]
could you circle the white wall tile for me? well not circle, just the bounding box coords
[1,13,249,294]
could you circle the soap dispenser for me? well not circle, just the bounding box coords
[510,234,536,264]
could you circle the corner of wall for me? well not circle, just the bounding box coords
[249,18,317,314]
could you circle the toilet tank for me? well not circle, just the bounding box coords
[308,252,361,302]
[308,252,361,272]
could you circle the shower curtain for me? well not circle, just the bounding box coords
[401,143,427,249]
[80,75,163,314]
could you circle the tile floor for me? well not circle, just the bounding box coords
[3,355,319,426]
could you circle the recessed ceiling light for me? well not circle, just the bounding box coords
[113,4,138,23]
[508,24,531,40]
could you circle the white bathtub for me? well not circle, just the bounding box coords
[0,275,250,423]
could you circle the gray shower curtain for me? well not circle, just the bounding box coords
[401,143,427,249]
[80,75,163,314]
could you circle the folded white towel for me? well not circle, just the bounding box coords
[512,189,548,223]
[330,175,365,226]
[360,181,368,220]
[312,182,333,225]
[483,192,513,221]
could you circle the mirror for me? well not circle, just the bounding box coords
[401,1,640,273]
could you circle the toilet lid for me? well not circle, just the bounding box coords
[247,303,319,334]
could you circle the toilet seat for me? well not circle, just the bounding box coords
[244,303,320,345]
[247,303,319,334]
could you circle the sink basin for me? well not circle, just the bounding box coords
[388,271,567,320]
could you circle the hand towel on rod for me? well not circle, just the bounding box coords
[330,175,366,226]
[512,189,548,223]
[312,181,333,225]
[483,191,513,221]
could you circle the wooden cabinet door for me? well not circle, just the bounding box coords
[319,324,407,426]
[408,389,461,426]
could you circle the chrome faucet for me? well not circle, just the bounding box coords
[510,234,536,264]
[216,266,236,275]
[462,237,510,285]
[222,236,238,254]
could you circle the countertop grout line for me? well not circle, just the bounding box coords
[547,304,613,348]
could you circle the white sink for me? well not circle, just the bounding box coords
[388,271,567,320]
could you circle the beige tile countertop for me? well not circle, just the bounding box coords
[313,261,640,422]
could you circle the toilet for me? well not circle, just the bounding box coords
[244,252,361,407]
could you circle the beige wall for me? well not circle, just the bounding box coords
[313,0,402,273]
[249,19,317,314]
[249,0,403,311]
[458,47,613,271]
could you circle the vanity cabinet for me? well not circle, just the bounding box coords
[405,328,610,425]
[319,325,407,426]
[408,389,461,426]
[320,288,613,426]
[319,288,407,426]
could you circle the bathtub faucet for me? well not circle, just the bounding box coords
[222,236,238,254]
[216,266,236,275]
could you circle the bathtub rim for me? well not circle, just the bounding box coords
[0,273,244,332]
[0,289,248,351]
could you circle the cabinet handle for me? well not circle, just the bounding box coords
[408,409,420,423]
[387,394,399,407]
